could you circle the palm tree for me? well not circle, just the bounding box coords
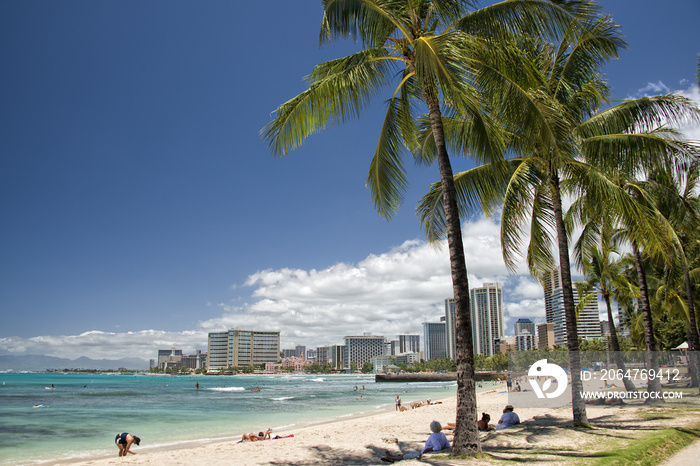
[261,0,601,454]
[417,21,627,424]
[417,32,699,417]
[571,217,638,392]
[642,165,700,390]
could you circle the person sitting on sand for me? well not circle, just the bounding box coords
[381,420,450,462]
[115,432,140,457]
[495,405,520,431]
[478,413,495,431]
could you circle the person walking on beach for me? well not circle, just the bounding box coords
[395,395,401,411]
[115,432,140,457]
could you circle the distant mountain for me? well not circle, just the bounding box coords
[0,354,149,371]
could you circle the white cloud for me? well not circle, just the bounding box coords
[626,80,671,99]
[1,216,548,361]
[677,84,700,141]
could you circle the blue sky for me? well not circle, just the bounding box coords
[1,1,699,361]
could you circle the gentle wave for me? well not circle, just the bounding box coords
[272,396,294,401]
[311,378,324,382]
[208,387,245,392]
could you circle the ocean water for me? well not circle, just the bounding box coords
[0,372,487,465]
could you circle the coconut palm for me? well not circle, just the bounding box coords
[417,24,699,417]
[261,0,605,454]
[642,165,700,390]
[417,21,627,424]
[571,218,638,392]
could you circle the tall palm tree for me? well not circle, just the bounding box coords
[570,217,638,392]
[642,165,700,390]
[261,0,600,454]
[417,21,627,424]
[417,35,699,417]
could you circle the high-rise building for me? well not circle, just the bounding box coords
[470,283,504,356]
[207,329,281,370]
[514,318,535,337]
[515,331,536,351]
[423,321,447,360]
[343,334,385,370]
[315,345,345,370]
[398,334,420,354]
[542,269,601,345]
[295,345,306,359]
[537,322,555,349]
[444,298,456,359]
[514,318,536,352]
[389,340,401,356]
[306,348,316,362]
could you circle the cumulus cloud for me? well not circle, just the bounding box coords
[0,330,207,361]
[625,80,671,99]
[1,216,549,361]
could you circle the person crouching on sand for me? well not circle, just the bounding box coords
[115,433,140,457]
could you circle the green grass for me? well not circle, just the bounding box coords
[588,426,700,466]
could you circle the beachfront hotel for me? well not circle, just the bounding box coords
[342,334,385,370]
[206,329,281,370]
[542,268,602,345]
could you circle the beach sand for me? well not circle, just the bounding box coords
[55,383,698,466]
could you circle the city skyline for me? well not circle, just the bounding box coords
[1,1,699,362]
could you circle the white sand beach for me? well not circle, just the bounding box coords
[49,374,700,466]
[48,384,642,466]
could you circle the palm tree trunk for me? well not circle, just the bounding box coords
[682,257,700,393]
[425,93,480,456]
[603,294,637,392]
[551,179,588,424]
[631,241,663,398]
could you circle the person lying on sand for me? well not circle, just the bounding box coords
[241,429,272,442]
[381,420,450,462]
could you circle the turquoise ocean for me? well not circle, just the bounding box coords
[0,372,492,464]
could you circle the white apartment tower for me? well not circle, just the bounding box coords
[470,283,504,357]
[207,329,281,370]
[543,268,602,346]
[343,334,385,370]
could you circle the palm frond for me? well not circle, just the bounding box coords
[261,48,393,156]
[366,92,416,218]
[320,0,404,47]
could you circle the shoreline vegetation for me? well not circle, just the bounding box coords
[46,384,700,466]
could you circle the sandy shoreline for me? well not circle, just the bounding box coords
[46,381,697,466]
[45,384,527,465]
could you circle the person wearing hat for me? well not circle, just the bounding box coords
[381,420,450,462]
[495,405,520,431]
[115,432,141,456]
